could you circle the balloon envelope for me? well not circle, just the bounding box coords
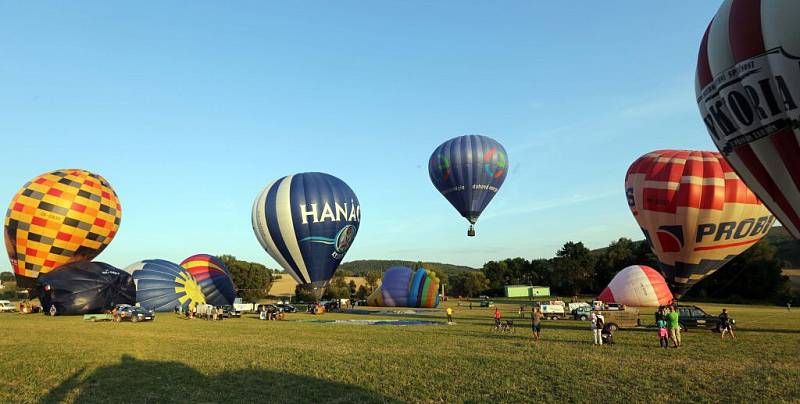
[37,261,135,315]
[180,254,236,306]
[127,259,205,312]
[625,150,773,298]
[4,169,122,288]
[252,172,360,293]
[597,265,673,307]
[696,0,800,239]
[367,267,440,308]
[428,135,508,234]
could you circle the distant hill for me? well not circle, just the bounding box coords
[764,226,800,267]
[338,260,478,276]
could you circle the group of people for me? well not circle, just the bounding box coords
[175,304,226,320]
[655,306,681,348]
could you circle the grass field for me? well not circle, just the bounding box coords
[1,301,798,403]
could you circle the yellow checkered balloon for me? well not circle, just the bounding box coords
[4,169,122,288]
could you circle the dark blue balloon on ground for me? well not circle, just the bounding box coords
[252,172,360,295]
[429,135,508,235]
[37,261,135,315]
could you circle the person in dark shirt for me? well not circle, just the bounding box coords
[719,308,735,339]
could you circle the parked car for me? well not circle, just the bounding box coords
[539,304,567,320]
[0,300,16,312]
[573,306,592,321]
[276,304,296,313]
[115,305,155,322]
[479,300,494,308]
[674,305,731,332]
[256,304,280,313]
[221,305,241,318]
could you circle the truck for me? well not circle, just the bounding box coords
[595,307,640,331]
[539,303,568,320]
[233,298,256,313]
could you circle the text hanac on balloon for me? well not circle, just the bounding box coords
[697,47,800,154]
[299,201,360,224]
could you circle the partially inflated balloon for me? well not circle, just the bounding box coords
[127,259,205,312]
[597,265,673,307]
[4,169,122,288]
[626,150,774,298]
[38,261,135,315]
[180,254,236,306]
[429,135,508,236]
[696,0,800,238]
[367,267,440,308]
[252,172,360,298]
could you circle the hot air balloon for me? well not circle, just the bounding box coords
[252,172,360,300]
[4,169,122,288]
[37,261,135,315]
[127,259,206,312]
[180,254,236,306]
[625,150,774,298]
[367,267,440,308]
[429,135,508,236]
[597,265,673,307]
[696,0,800,239]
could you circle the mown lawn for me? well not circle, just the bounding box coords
[0,301,798,403]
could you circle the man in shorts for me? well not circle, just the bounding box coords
[719,308,735,339]
[531,307,544,341]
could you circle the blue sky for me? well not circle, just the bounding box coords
[0,2,723,270]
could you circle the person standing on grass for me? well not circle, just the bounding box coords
[531,307,544,341]
[788,302,792,311]
[494,308,502,328]
[519,305,525,319]
[719,309,735,339]
[656,315,668,348]
[667,307,681,348]
[446,307,454,324]
[590,312,603,345]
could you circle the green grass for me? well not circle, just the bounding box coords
[0,302,798,403]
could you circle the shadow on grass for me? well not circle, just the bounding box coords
[40,354,394,404]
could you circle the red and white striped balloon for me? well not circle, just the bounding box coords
[695,0,800,239]
[597,265,673,307]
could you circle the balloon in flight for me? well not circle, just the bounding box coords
[367,267,440,308]
[37,261,135,315]
[4,169,122,288]
[696,0,800,238]
[597,265,673,307]
[252,172,360,298]
[428,135,508,236]
[625,150,773,298]
[180,254,236,306]
[127,259,206,312]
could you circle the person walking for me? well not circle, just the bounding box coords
[446,307,454,324]
[719,308,735,339]
[519,305,525,319]
[590,312,604,346]
[531,307,544,341]
[469,301,473,310]
[788,302,792,311]
[494,308,502,328]
[656,315,669,348]
[667,307,681,348]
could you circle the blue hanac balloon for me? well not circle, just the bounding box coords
[252,172,360,297]
[428,135,508,236]
[126,259,206,312]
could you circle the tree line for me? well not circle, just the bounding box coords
[445,237,796,304]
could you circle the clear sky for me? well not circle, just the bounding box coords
[0,2,724,270]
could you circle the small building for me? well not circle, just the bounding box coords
[505,285,550,298]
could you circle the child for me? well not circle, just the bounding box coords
[657,316,669,348]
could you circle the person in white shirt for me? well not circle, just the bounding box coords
[590,312,604,345]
